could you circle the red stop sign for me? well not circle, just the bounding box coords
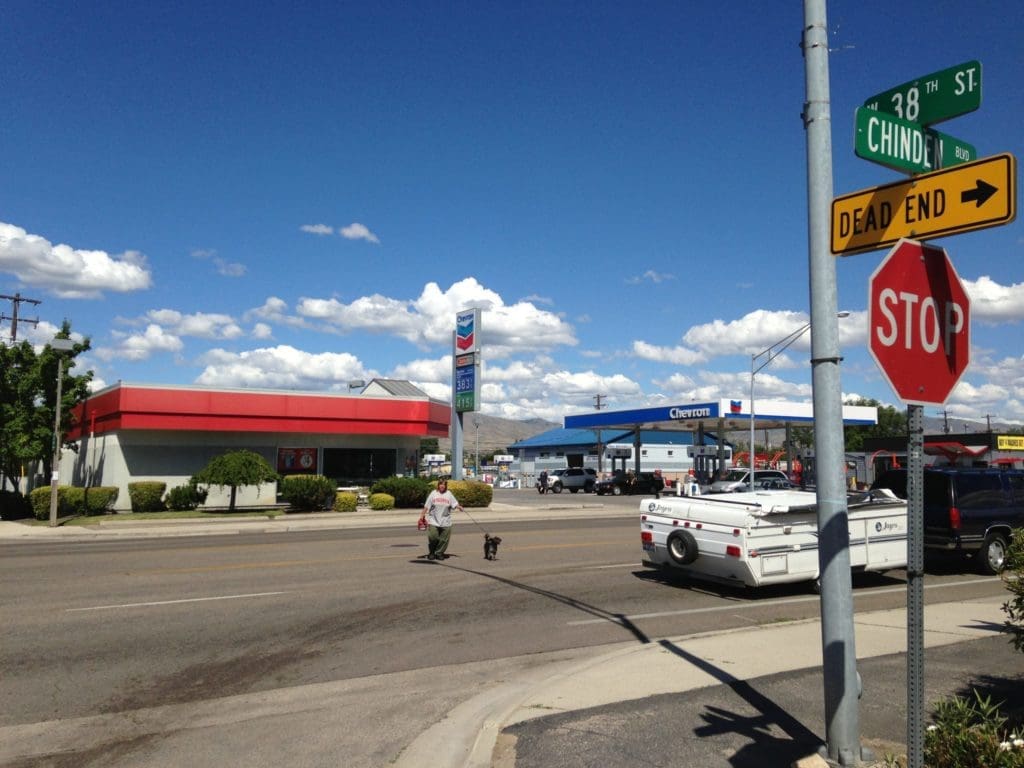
[868,238,970,406]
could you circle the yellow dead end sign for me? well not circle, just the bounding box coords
[831,152,1016,255]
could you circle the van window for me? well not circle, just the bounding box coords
[1007,473,1024,506]
[954,474,1006,510]
[923,473,949,507]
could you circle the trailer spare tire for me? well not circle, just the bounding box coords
[666,530,698,565]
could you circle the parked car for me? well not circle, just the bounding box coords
[595,471,665,496]
[547,467,597,494]
[870,466,1024,574]
[709,468,791,493]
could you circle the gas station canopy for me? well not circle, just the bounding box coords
[563,398,878,432]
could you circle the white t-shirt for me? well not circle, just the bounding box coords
[423,488,460,527]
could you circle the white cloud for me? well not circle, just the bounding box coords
[291,278,576,352]
[965,275,1024,322]
[0,221,152,298]
[96,324,184,361]
[632,340,706,366]
[300,224,334,235]
[626,269,675,285]
[142,309,244,340]
[195,345,365,390]
[251,322,273,339]
[339,222,380,243]
[214,258,246,277]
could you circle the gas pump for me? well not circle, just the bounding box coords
[687,445,733,486]
[605,445,632,476]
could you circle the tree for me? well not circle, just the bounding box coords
[0,324,92,487]
[193,449,279,512]
[843,397,908,452]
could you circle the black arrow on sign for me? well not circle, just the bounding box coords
[961,179,997,207]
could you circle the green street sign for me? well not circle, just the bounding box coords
[863,60,981,126]
[855,107,976,174]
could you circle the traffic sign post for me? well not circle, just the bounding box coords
[867,238,973,768]
[854,106,975,174]
[832,152,1017,254]
[863,60,981,126]
[868,239,970,406]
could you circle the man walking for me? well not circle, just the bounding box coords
[420,478,462,560]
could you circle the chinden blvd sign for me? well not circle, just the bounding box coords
[854,107,975,174]
[831,152,1017,255]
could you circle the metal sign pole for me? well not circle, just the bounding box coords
[906,404,925,767]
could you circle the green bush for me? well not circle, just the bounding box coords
[82,487,118,515]
[29,486,118,519]
[925,689,1024,767]
[334,491,358,512]
[166,482,208,511]
[368,492,395,510]
[280,474,336,511]
[370,476,432,508]
[30,486,69,519]
[0,490,32,520]
[445,480,492,508]
[128,481,166,513]
[1003,528,1024,653]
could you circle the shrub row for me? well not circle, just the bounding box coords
[369,476,433,508]
[444,480,492,508]
[280,474,335,512]
[29,486,119,519]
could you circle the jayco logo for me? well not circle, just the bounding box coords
[875,521,899,533]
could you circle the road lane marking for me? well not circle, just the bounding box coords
[566,576,999,626]
[66,591,291,612]
[136,541,621,574]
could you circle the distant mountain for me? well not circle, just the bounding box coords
[437,414,558,456]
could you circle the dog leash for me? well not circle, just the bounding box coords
[458,506,491,536]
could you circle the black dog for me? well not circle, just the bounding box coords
[483,533,502,560]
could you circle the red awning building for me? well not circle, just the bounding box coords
[63,380,450,512]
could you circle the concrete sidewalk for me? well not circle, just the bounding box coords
[0,500,621,539]
[392,594,1011,768]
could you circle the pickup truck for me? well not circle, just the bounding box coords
[640,488,907,588]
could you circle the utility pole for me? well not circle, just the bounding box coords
[942,410,950,434]
[803,2,865,764]
[0,293,41,342]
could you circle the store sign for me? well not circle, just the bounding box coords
[277,447,317,474]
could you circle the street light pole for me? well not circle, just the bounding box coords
[473,416,480,477]
[749,313,849,479]
[48,338,75,527]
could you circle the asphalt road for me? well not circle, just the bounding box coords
[0,507,1007,767]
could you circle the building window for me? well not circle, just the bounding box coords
[667,450,673,457]
[641,449,648,456]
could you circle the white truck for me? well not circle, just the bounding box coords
[640,488,907,588]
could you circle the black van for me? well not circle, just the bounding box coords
[871,467,1024,574]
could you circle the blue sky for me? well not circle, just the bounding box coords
[2,1,1022,425]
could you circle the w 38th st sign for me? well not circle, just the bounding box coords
[832,153,1016,255]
